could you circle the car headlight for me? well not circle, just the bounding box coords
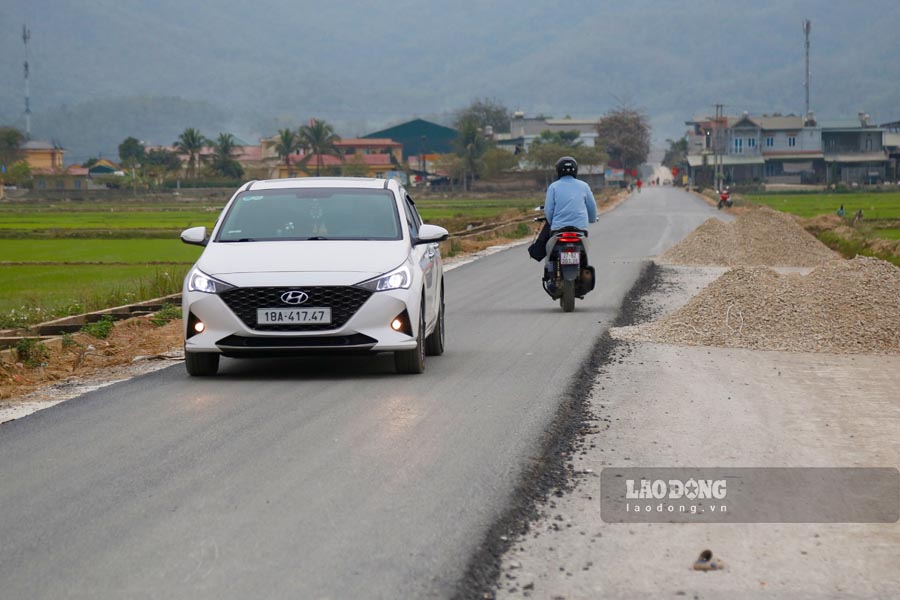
[187,268,234,294]
[357,263,412,292]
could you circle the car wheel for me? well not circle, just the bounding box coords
[425,285,445,356]
[395,305,426,374]
[185,351,220,376]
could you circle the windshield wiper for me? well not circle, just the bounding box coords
[220,238,257,242]
[303,236,329,240]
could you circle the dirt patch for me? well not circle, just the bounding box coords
[614,256,900,354]
[659,206,837,267]
[0,317,183,404]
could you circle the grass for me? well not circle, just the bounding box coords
[415,196,540,222]
[0,239,202,263]
[15,338,50,367]
[0,210,218,232]
[816,230,900,267]
[872,228,900,240]
[0,265,187,328]
[747,191,900,219]
[81,315,116,339]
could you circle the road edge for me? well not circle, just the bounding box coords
[453,261,660,599]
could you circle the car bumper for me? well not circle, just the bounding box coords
[183,288,420,356]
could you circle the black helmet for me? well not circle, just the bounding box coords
[555,156,578,179]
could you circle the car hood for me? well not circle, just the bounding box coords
[198,240,410,279]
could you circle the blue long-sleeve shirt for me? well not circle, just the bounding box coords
[544,175,598,231]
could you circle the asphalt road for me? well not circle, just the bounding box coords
[0,186,717,599]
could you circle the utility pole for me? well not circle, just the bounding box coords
[713,103,725,192]
[803,20,812,119]
[22,24,32,139]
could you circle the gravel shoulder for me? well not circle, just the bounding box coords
[496,265,900,599]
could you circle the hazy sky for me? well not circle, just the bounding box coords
[2,0,898,159]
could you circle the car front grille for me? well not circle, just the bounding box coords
[219,286,373,331]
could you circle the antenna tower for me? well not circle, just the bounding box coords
[803,20,811,119]
[23,24,32,138]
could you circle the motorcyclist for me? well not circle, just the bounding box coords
[531,157,598,280]
[544,156,598,232]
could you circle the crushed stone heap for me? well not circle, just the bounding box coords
[659,206,837,267]
[615,256,900,354]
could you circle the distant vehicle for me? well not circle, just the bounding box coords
[717,188,733,209]
[179,177,449,376]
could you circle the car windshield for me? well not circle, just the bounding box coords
[216,188,402,242]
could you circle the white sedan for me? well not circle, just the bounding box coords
[179,177,448,376]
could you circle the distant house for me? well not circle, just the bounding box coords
[275,139,403,179]
[820,115,890,185]
[363,119,456,159]
[684,111,889,185]
[87,159,123,176]
[20,140,65,171]
[503,112,601,152]
[881,120,900,181]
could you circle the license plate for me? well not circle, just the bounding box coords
[256,307,332,324]
[560,251,580,265]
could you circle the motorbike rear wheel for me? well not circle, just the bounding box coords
[560,279,575,312]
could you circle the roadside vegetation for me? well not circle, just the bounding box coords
[740,190,900,267]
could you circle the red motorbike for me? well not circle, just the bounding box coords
[717,189,733,210]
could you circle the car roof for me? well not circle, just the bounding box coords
[241,177,394,192]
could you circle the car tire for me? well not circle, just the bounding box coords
[425,285,445,356]
[395,305,426,374]
[185,351,220,376]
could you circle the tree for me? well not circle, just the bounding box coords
[481,147,519,179]
[174,127,208,179]
[297,119,341,176]
[531,129,583,148]
[528,130,608,185]
[206,133,243,179]
[0,127,26,171]
[453,119,489,191]
[143,148,183,184]
[595,106,651,171]
[267,128,302,171]
[118,137,146,169]
[662,137,688,169]
[454,97,512,134]
[7,161,32,186]
[433,154,466,192]
[81,157,100,169]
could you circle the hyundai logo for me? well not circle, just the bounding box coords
[280,290,309,305]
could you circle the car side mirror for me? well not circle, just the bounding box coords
[414,223,449,245]
[180,226,208,246]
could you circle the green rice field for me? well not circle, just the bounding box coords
[747,191,900,219]
[0,195,540,327]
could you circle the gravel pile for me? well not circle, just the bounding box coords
[615,256,900,354]
[659,206,837,267]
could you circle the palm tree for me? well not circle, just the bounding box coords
[297,119,342,176]
[267,128,302,176]
[174,127,208,179]
[208,133,243,179]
